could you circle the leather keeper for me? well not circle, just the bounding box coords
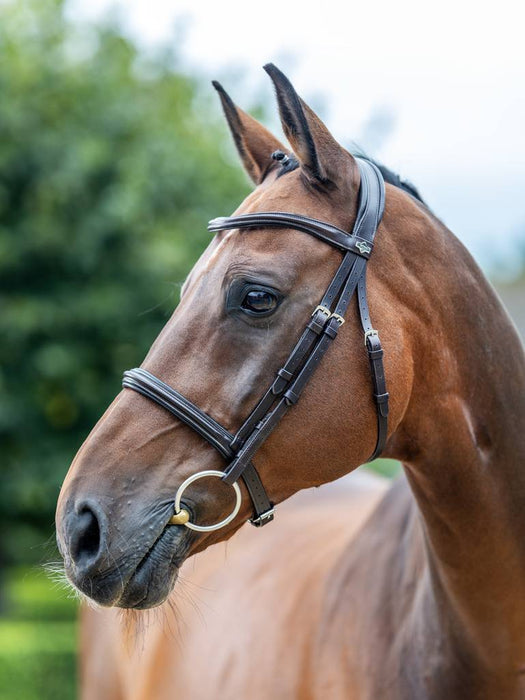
[374,392,390,416]
[324,320,340,339]
[284,389,300,405]
[307,317,326,335]
[368,348,384,360]
[271,368,293,395]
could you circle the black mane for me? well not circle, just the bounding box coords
[364,157,426,205]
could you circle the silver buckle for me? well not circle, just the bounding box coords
[364,329,379,345]
[249,507,275,527]
[330,313,345,326]
[312,305,331,319]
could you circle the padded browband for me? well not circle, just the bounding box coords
[209,212,374,258]
[123,158,388,528]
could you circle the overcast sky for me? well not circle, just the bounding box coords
[68,0,525,277]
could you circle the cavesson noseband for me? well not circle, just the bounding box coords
[122,158,389,531]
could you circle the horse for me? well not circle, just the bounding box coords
[55,64,525,699]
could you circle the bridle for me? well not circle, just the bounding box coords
[123,159,388,530]
[122,158,389,532]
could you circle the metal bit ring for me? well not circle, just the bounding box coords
[172,470,242,532]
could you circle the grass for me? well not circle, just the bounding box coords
[0,567,78,700]
[366,457,402,479]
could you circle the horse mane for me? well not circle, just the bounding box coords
[364,159,426,206]
[346,147,426,207]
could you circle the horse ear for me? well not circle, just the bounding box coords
[263,63,349,184]
[212,81,287,185]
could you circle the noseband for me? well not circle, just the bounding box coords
[122,158,389,531]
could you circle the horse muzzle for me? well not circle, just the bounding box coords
[57,496,193,609]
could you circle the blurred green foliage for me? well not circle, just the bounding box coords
[366,459,401,480]
[0,567,77,699]
[0,0,250,566]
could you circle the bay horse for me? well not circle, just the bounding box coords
[55,64,525,699]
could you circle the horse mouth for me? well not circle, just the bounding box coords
[115,525,189,610]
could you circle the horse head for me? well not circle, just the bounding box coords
[55,65,413,609]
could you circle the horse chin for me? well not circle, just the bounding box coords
[115,526,185,610]
[65,523,189,611]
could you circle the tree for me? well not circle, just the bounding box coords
[0,0,250,565]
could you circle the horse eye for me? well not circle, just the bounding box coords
[241,289,278,314]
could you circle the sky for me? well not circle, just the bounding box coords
[68,0,525,277]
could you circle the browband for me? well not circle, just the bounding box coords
[209,212,375,258]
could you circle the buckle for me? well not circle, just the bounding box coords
[312,305,331,319]
[330,313,345,326]
[249,506,275,527]
[364,329,378,345]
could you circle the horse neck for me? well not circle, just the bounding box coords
[381,190,525,669]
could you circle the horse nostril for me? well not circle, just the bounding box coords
[69,504,102,571]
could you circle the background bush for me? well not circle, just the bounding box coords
[0,0,250,569]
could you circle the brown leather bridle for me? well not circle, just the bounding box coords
[122,158,389,531]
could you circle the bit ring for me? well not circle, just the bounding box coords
[173,470,242,532]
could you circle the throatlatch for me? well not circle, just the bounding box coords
[123,158,389,531]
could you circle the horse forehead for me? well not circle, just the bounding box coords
[238,169,348,221]
[209,227,329,283]
[237,174,312,215]
[202,229,238,272]
[184,172,342,292]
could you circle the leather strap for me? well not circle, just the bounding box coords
[122,368,275,526]
[122,158,388,527]
[357,273,389,460]
[209,212,373,258]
